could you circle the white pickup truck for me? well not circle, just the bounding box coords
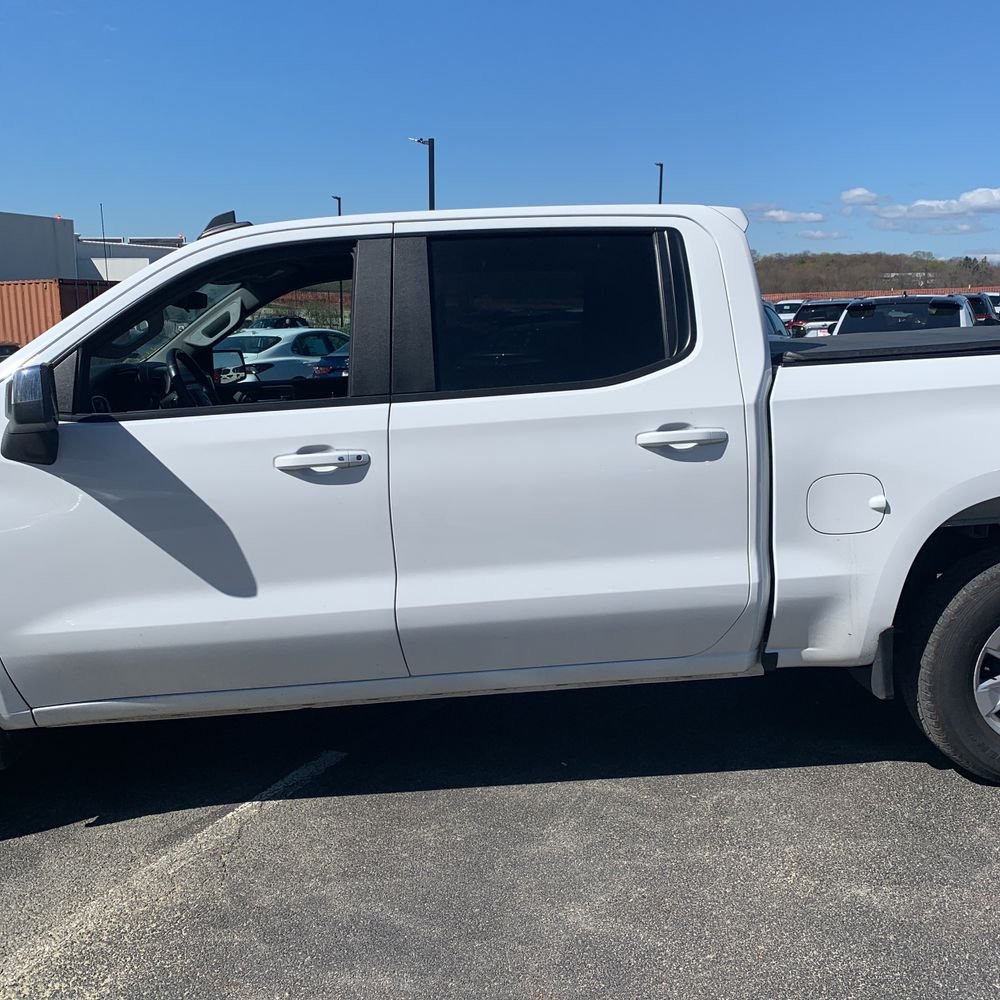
[2,205,1000,782]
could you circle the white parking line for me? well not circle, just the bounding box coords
[0,749,346,996]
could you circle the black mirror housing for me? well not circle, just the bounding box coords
[2,365,59,465]
[8,365,58,433]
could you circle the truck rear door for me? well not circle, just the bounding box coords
[387,217,755,677]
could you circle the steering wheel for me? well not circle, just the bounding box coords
[165,348,220,407]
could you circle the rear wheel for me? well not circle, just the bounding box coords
[900,549,1000,783]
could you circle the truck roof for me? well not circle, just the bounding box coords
[193,204,750,246]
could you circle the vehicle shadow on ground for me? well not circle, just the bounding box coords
[0,669,945,842]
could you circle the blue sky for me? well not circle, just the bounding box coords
[2,0,998,259]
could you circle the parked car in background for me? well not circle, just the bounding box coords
[762,300,791,339]
[244,315,311,330]
[0,344,20,361]
[985,292,1000,315]
[216,328,349,386]
[832,295,975,335]
[960,293,1000,325]
[786,299,850,337]
[311,345,351,394]
[773,299,803,323]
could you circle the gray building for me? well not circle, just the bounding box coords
[0,212,77,281]
[0,210,182,283]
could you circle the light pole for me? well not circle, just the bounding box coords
[331,195,343,326]
[654,162,664,205]
[408,137,435,210]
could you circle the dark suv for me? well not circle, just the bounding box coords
[961,293,1000,325]
[833,295,975,335]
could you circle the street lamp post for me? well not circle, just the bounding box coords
[408,137,436,210]
[331,195,342,216]
[655,162,664,204]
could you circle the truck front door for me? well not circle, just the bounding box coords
[0,232,409,713]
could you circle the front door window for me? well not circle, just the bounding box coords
[72,242,355,416]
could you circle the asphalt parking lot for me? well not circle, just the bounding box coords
[1,669,998,1000]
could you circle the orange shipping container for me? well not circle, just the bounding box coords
[0,279,113,346]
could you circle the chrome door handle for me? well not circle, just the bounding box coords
[274,450,370,472]
[636,428,728,449]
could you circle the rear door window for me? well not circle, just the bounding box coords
[292,333,338,356]
[426,231,673,393]
[321,331,350,353]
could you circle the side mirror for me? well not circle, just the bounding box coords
[212,350,247,385]
[827,323,837,335]
[2,364,59,465]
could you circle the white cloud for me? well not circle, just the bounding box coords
[871,217,991,235]
[758,209,824,224]
[930,221,989,235]
[840,187,882,206]
[798,229,846,240]
[875,187,1000,220]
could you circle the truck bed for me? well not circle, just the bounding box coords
[771,328,1000,365]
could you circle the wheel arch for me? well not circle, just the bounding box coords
[852,487,1000,702]
[888,484,1000,636]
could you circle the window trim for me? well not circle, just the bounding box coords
[56,236,391,423]
[389,227,696,402]
[60,393,389,424]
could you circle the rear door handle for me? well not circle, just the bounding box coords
[274,450,370,472]
[636,428,728,449]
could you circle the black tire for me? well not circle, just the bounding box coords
[899,548,1000,783]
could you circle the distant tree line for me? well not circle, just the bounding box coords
[754,250,1000,295]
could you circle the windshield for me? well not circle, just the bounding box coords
[838,302,963,334]
[101,281,242,362]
